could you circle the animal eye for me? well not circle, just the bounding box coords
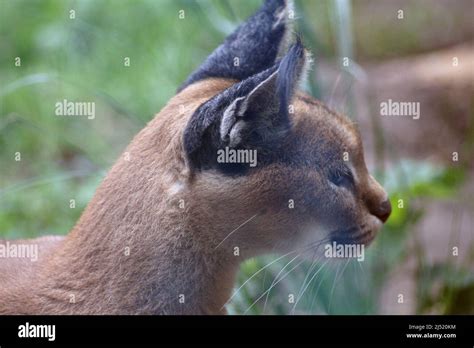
[329,169,353,187]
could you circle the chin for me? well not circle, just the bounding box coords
[322,216,383,247]
[354,216,383,246]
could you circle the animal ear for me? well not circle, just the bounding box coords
[179,0,293,91]
[183,39,308,173]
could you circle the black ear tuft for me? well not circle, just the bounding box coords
[183,39,308,174]
[178,0,292,92]
[276,36,306,119]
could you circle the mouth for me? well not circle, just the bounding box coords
[330,225,377,246]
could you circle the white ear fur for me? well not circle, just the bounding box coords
[228,120,247,148]
[219,71,278,147]
[276,0,296,59]
[220,96,245,143]
[299,49,312,90]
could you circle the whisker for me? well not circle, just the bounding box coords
[228,236,331,312]
[223,236,329,310]
[354,260,370,314]
[327,258,351,313]
[244,257,306,314]
[263,236,332,313]
[214,213,259,249]
[291,258,329,314]
[309,265,327,313]
[291,247,321,312]
[262,254,301,314]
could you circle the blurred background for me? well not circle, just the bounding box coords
[0,0,473,314]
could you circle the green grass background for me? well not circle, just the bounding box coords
[1,0,472,314]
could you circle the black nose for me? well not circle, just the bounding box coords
[372,199,392,223]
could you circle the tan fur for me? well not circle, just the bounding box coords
[0,78,389,314]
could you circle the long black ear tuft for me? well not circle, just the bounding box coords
[178,0,292,92]
[276,35,306,120]
[183,39,308,174]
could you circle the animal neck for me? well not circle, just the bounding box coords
[16,81,242,315]
[40,148,239,314]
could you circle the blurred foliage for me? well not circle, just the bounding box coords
[1,0,472,314]
[1,0,259,237]
[417,263,474,314]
